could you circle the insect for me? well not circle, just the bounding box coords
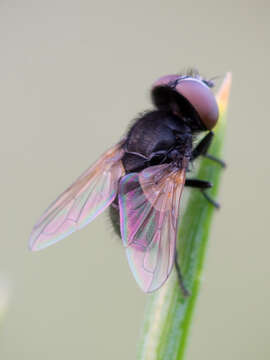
[29,70,225,295]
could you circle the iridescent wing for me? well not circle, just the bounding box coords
[29,143,125,251]
[118,164,186,292]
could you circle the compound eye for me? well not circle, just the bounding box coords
[175,79,219,130]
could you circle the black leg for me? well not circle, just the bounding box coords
[192,131,214,159]
[185,178,220,208]
[192,131,226,167]
[201,190,220,209]
[204,154,226,168]
[174,249,190,297]
[185,179,212,189]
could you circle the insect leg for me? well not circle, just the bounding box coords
[174,249,190,297]
[192,131,214,159]
[201,190,220,209]
[185,179,212,189]
[192,131,226,167]
[185,179,220,208]
[203,154,226,167]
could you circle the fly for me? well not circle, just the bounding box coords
[29,69,225,295]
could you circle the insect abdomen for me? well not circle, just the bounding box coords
[109,202,121,238]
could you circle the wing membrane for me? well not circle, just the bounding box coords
[29,143,125,251]
[118,164,185,292]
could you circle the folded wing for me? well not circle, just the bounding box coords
[118,164,185,292]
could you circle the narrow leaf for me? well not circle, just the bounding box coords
[137,73,232,360]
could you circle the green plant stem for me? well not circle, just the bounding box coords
[137,73,232,360]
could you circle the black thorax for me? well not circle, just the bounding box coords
[122,110,193,173]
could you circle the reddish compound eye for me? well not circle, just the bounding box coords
[174,78,219,130]
[153,75,219,130]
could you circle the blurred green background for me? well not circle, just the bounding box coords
[0,0,269,359]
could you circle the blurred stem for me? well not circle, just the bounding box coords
[137,73,232,360]
[0,281,9,326]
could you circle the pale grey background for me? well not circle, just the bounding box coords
[0,0,269,359]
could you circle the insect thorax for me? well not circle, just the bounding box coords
[122,110,193,173]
